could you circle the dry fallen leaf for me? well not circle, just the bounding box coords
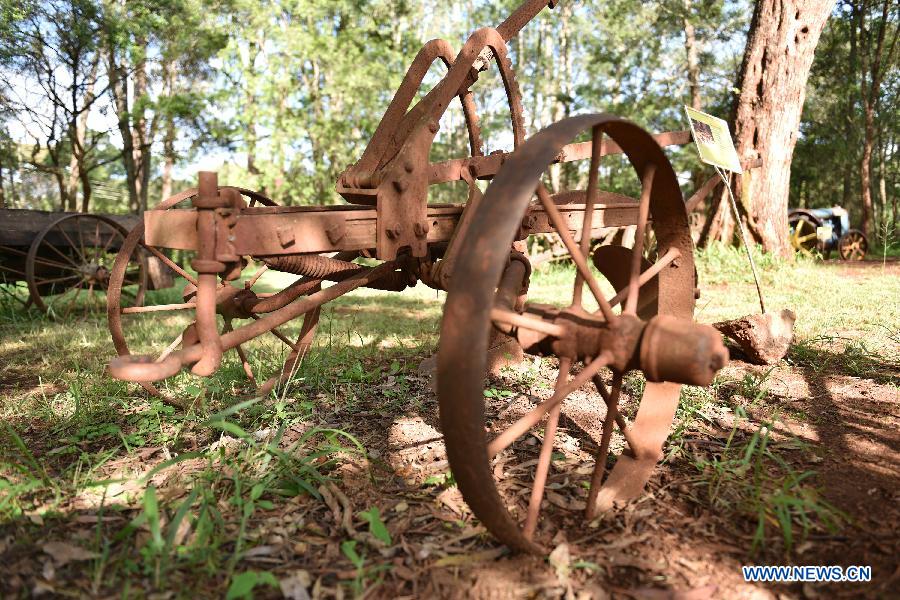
[433,547,506,567]
[436,487,469,517]
[279,569,312,600]
[41,541,99,566]
[548,542,572,584]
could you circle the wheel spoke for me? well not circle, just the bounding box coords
[624,165,655,315]
[100,225,120,259]
[56,223,88,265]
[140,243,198,286]
[245,264,268,289]
[487,353,610,458]
[234,344,257,384]
[43,242,82,269]
[0,245,27,257]
[76,218,89,264]
[606,247,679,309]
[32,255,80,271]
[490,307,566,338]
[585,372,623,519]
[281,306,321,382]
[248,313,298,350]
[92,220,101,261]
[523,357,571,539]
[36,273,81,287]
[592,374,637,449]
[223,319,258,385]
[62,283,84,318]
[0,264,26,277]
[572,127,604,308]
[157,332,184,362]
[121,301,196,314]
[536,184,616,322]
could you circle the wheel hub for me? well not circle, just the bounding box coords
[509,305,728,387]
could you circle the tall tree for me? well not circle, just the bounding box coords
[702,0,837,256]
[852,0,898,236]
[0,0,110,211]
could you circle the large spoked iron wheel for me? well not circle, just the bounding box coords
[438,115,699,554]
[26,214,146,317]
[838,229,867,261]
[107,188,321,400]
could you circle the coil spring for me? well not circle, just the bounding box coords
[262,254,410,291]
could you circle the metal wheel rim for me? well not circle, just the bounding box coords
[26,213,146,316]
[437,114,694,553]
[106,188,318,399]
[839,231,867,261]
[788,214,820,255]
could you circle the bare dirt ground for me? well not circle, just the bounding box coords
[0,258,898,599]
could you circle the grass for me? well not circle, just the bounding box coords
[0,242,898,595]
[688,408,844,555]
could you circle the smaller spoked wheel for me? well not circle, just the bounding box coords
[438,115,722,553]
[107,187,322,400]
[838,229,867,261]
[788,211,822,257]
[26,214,146,317]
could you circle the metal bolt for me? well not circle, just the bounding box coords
[404,159,415,173]
[671,257,681,268]
[428,120,440,134]
[414,221,430,237]
[386,223,402,239]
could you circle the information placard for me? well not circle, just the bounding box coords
[684,106,743,173]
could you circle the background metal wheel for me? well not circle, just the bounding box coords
[107,187,322,400]
[26,214,146,317]
[788,210,822,256]
[838,229,867,261]
[437,115,697,553]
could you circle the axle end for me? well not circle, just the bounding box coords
[640,315,729,387]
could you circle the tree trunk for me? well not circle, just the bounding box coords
[855,0,896,237]
[727,0,836,257]
[107,47,140,213]
[682,0,708,238]
[67,56,100,213]
[0,152,5,209]
[79,169,92,213]
[877,139,887,228]
[683,0,702,111]
[133,39,151,213]
[161,119,175,202]
[160,60,177,203]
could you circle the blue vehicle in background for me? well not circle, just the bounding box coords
[788,206,868,261]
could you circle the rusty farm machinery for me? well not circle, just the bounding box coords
[104,0,730,553]
[0,209,174,315]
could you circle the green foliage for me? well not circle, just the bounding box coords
[0,0,760,211]
[690,410,845,554]
[359,506,392,545]
[791,1,898,230]
[226,570,279,599]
